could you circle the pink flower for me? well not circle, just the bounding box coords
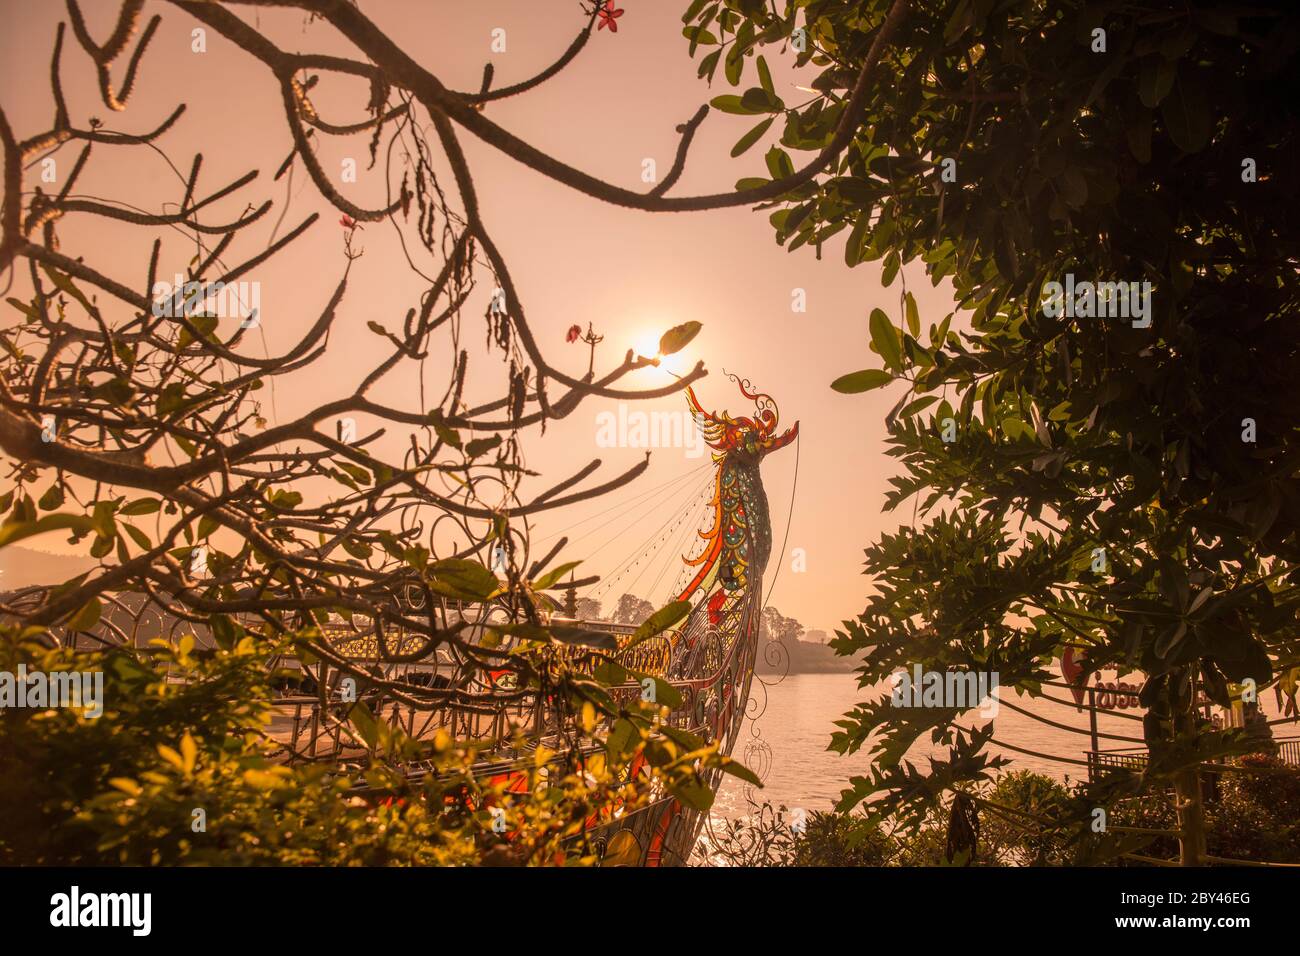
[597,2,624,32]
[340,215,358,230]
[566,324,582,344]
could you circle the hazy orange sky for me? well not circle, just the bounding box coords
[1,1,962,634]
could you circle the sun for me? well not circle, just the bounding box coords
[632,331,687,378]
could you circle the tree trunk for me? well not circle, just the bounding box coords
[1174,764,1206,866]
[1173,669,1206,866]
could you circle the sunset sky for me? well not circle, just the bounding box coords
[0,0,963,634]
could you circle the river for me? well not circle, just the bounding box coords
[710,671,1299,820]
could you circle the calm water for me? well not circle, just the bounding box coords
[711,671,1298,819]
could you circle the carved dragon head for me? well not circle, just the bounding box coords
[686,374,798,464]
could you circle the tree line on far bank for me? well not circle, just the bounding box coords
[574,595,853,675]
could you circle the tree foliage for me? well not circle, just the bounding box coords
[0,0,781,864]
[682,0,1300,852]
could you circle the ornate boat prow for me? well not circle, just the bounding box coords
[609,374,798,866]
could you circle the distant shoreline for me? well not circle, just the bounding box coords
[754,638,857,676]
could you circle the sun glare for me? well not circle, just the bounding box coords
[632,331,687,378]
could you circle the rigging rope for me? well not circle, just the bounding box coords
[567,468,710,566]
[629,488,711,604]
[762,432,801,609]
[589,472,715,601]
[534,461,711,546]
[650,487,713,604]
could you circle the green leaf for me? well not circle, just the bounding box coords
[931,314,953,349]
[1161,68,1211,153]
[123,523,152,550]
[740,87,783,114]
[672,776,715,812]
[868,308,903,372]
[658,725,704,750]
[38,484,64,511]
[606,717,639,758]
[831,369,893,393]
[208,615,241,650]
[341,537,372,560]
[682,25,718,49]
[592,659,629,686]
[898,395,939,418]
[710,94,762,115]
[157,383,190,417]
[628,600,691,648]
[428,558,499,600]
[731,116,774,157]
[0,513,95,549]
[267,489,304,512]
[756,55,774,95]
[658,321,702,356]
[1060,167,1088,207]
[1138,56,1176,109]
[548,625,617,650]
[349,703,380,749]
[764,146,794,180]
[881,251,900,287]
[197,513,220,539]
[844,213,871,267]
[120,498,160,516]
[177,313,218,348]
[904,292,920,338]
[465,434,502,458]
[643,675,682,709]
[719,755,762,787]
[426,410,462,449]
[724,43,744,85]
[533,560,582,592]
[681,0,710,24]
[697,48,721,80]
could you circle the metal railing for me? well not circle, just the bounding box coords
[1088,736,1300,782]
[268,588,761,777]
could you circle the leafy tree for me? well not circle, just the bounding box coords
[680,0,1300,863]
[760,605,804,645]
[612,594,656,626]
[574,597,602,620]
[0,0,774,864]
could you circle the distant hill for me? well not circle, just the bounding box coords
[0,546,97,591]
[755,637,857,675]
